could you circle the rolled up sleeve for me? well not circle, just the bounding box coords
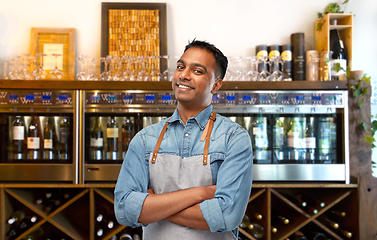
[114,133,150,228]
[200,128,253,232]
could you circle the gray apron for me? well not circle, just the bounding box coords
[143,111,237,240]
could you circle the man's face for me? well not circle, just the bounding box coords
[172,47,221,109]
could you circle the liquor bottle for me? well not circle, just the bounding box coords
[318,117,331,162]
[316,214,339,229]
[247,223,265,239]
[122,117,135,157]
[43,117,56,160]
[256,45,268,73]
[291,33,305,81]
[273,116,284,162]
[107,116,119,160]
[271,209,289,226]
[11,116,26,159]
[252,115,269,162]
[304,117,316,163]
[27,116,41,159]
[7,210,25,224]
[268,45,280,72]
[90,116,104,160]
[281,44,292,81]
[59,117,70,160]
[330,29,348,81]
[296,192,325,209]
[331,209,346,217]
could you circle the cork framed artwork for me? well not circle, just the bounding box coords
[30,28,76,80]
[101,2,167,73]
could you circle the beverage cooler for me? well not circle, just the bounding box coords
[82,90,176,182]
[0,90,78,182]
[82,88,349,184]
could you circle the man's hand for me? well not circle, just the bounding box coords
[147,189,155,194]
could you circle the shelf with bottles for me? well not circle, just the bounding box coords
[315,13,353,70]
[240,186,358,240]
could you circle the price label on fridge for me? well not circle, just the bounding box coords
[8,94,19,103]
[312,95,322,105]
[90,95,101,103]
[212,94,220,104]
[123,94,133,104]
[259,94,270,104]
[145,94,155,104]
[225,94,236,105]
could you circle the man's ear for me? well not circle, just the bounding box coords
[211,78,223,94]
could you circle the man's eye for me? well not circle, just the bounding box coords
[177,65,184,70]
[194,69,203,74]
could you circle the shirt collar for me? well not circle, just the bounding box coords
[169,105,214,130]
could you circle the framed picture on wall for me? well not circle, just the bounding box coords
[101,2,167,74]
[30,28,76,80]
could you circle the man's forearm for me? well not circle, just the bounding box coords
[138,185,215,224]
[166,203,210,230]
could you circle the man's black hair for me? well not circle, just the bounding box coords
[184,39,228,80]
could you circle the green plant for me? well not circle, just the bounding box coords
[332,63,376,150]
[316,0,350,32]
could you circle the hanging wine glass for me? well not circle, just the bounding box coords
[147,56,162,81]
[49,54,64,80]
[129,56,138,81]
[122,56,131,81]
[107,56,117,81]
[245,56,259,81]
[100,57,109,81]
[269,56,283,81]
[113,57,124,81]
[161,55,174,81]
[257,56,270,81]
[8,56,22,80]
[31,53,48,80]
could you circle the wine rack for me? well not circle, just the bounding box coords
[0,183,358,240]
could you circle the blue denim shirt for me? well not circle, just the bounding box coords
[114,105,253,236]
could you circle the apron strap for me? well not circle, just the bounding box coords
[203,111,216,165]
[151,111,216,165]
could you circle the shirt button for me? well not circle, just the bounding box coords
[185,133,189,137]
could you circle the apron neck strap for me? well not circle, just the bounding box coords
[151,111,216,165]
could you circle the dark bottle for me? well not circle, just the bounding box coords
[337,227,352,238]
[273,116,284,162]
[317,214,339,229]
[43,117,56,160]
[11,116,26,159]
[7,210,25,224]
[247,223,265,239]
[19,215,38,230]
[27,116,41,159]
[59,117,70,160]
[291,33,305,81]
[256,45,268,73]
[135,113,143,133]
[309,232,328,240]
[280,44,292,81]
[107,116,119,160]
[90,116,104,160]
[96,204,112,223]
[24,227,43,240]
[296,192,325,209]
[119,233,133,240]
[122,117,135,157]
[271,209,289,226]
[281,192,307,208]
[290,230,307,240]
[331,209,346,217]
[330,29,348,81]
[252,115,269,162]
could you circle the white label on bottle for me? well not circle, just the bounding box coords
[257,50,268,58]
[287,132,300,148]
[27,137,40,149]
[281,50,292,61]
[107,128,119,138]
[44,139,53,149]
[319,139,330,149]
[305,137,316,148]
[91,138,103,147]
[274,127,284,145]
[253,127,260,135]
[331,59,346,80]
[12,126,24,140]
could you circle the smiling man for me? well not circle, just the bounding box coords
[114,40,253,240]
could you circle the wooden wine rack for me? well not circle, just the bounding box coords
[0,183,358,240]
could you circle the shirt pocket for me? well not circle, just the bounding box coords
[209,152,226,184]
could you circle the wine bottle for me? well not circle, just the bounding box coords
[96,204,112,222]
[317,214,339,229]
[119,233,133,240]
[330,29,348,81]
[331,209,346,217]
[43,117,56,160]
[27,116,41,159]
[247,223,265,239]
[122,117,135,157]
[317,117,331,162]
[290,231,307,240]
[271,226,278,233]
[309,232,328,240]
[291,33,305,81]
[19,215,38,229]
[11,116,26,159]
[59,117,70,160]
[296,192,325,209]
[239,214,251,229]
[24,227,43,240]
[281,192,307,208]
[7,210,25,224]
[90,116,104,160]
[252,115,268,162]
[271,209,289,225]
[337,227,352,238]
[273,116,284,162]
[107,116,119,160]
[304,117,316,162]
[287,117,301,161]
[134,113,143,133]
